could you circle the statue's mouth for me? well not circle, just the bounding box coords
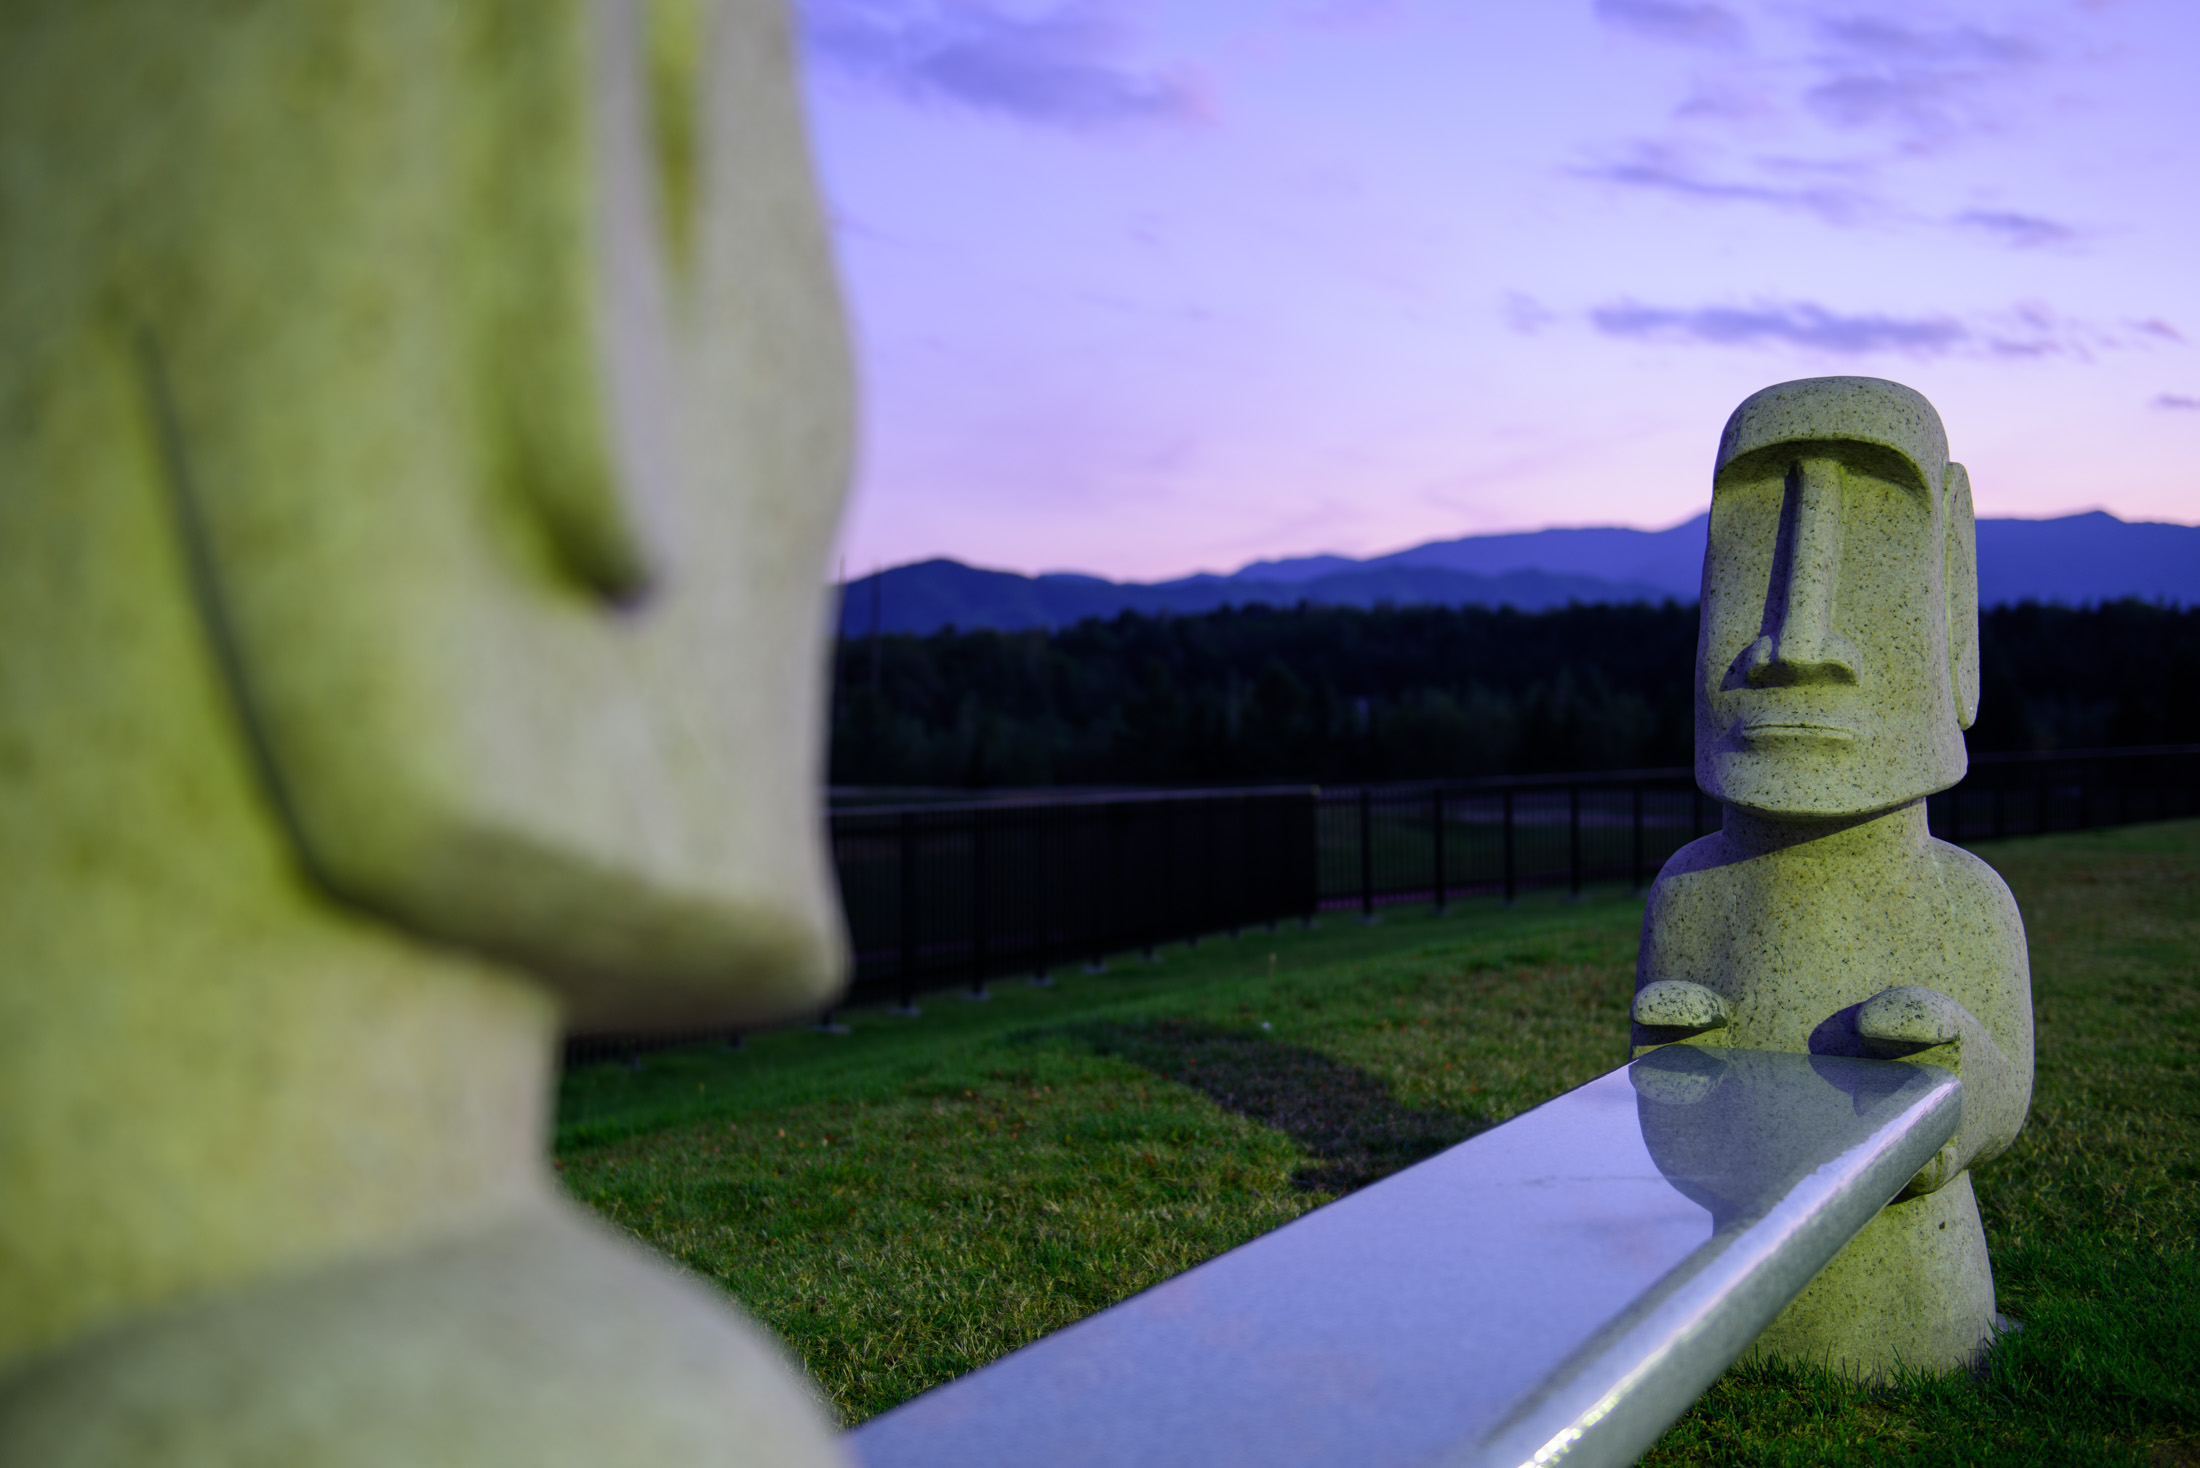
[1739,719,1856,744]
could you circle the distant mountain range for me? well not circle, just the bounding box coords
[838,511,2200,637]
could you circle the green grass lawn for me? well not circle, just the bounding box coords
[556,820,2200,1465]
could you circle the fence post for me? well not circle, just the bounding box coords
[1029,805,1054,986]
[1431,787,1447,914]
[1629,784,1644,892]
[1236,792,1254,938]
[896,810,919,1015]
[1297,789,1319,929]
[967,812,990,1000]
[1093,801,1121,969]
[1502,787,1516,906]
[1358,787,1376,924]
[1567,784,1582,900]
[1147,798,1178,961]
[1193,797,1216,947]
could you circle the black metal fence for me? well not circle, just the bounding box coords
[833,789,1319,1007]
[565,744,2198,1063]
[1318,744,2200,920]
[1925,744,2200,845]
[1315,770,1707,919]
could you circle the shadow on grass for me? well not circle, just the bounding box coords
[1077,1018,1490,1195]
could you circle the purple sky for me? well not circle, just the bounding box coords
[799,0,2200,582]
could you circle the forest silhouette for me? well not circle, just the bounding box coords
[830,599,2200,790]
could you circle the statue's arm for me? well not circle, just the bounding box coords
[1631,850,1731,1055]
[1853,849,2033,1189]
[1941,846,2034,1171]
[1853,983,2023,1194]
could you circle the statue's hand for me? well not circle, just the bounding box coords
[1856,985,1966,1056]
[1854,985,2010,1196]
[1632,979,1731,1035]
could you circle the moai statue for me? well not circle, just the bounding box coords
[1631,377,2034,1377]
[1,1,855,1462]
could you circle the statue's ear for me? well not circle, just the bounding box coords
[1943,461,1981,729]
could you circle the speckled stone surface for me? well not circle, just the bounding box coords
[1633,377,2034,1379]
[1,0,852,1461]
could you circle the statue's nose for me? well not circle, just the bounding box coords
[1745,456,1859,687]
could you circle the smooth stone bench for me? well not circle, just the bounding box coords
[849,1047,1961,1468]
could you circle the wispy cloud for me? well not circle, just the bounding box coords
[1591,300,1967,354]
[1804,16,2043,144]
[1952,209,2078,249]
[1587,297,2167,361]
[1576,145,1868,221]
[1814,14,2039,65]
[801,0,1204,131]
[1976,302,2168,360]
[2154,394,2200,411]
[1593,0,1746,48]
[1584,158,2085,249]
[1579,3,2082,238]
[2133,319,2186,344]
[1593,5,2052,148]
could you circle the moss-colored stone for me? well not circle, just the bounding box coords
[1633,378,2033,1379]
[1,0,854,1459]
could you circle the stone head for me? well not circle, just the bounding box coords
[1695,377,1981,819]
[3,0,854,1031]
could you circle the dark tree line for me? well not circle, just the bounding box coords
[1970,600,2200,754]
[828,600,2200,789]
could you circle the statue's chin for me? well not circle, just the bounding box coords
[1698,704,1968,827]
[1701,749,1944,824]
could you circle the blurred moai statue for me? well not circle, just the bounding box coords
[0,0,856,1461]
[1631,377,2034,1377]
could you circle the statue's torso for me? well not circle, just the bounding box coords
[1644,829,2025,1044]
[1638,810,2033,1173]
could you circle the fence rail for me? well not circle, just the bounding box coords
[565,744,2198,1064]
